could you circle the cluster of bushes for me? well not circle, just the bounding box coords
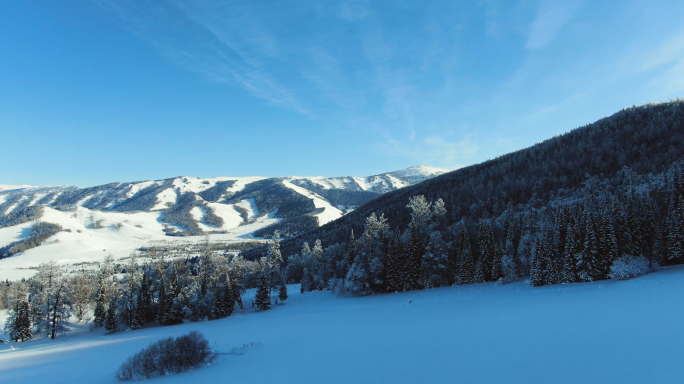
[115,331,218,381]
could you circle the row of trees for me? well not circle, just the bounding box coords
[285,162,684,296]
[2,237,289,342]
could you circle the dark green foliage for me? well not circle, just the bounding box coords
[0,205,44,229]
[6,300,32,342]
[226,179,315,219]
[273,100,684,258]
[115,331,218,381]
[405,225,422,290]
[198,180,236,202]
[254,274,270,310]
[105,299,118,334]
[93,274,107,327]
[252,215,319,238]
[131,290,147,330]
[278,283,288,303]
[161,193,203,236]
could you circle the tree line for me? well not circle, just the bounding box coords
[2,237,289,342]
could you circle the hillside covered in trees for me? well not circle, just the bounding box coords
[241,100,684,294]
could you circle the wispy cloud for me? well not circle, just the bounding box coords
[525,0,583,50]
[93,0,310,114]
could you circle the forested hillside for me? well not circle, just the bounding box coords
[244,100,684,294]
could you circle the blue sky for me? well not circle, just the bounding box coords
[1,0,684,187]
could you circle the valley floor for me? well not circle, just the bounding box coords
[2,266,684,383]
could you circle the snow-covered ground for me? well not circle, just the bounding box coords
[282,181,343,225]
[0,185,33,192]
[2,267,684,383]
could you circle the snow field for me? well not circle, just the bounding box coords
[2,267,684,383]
[282,181,343,225]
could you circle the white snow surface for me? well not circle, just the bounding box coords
[234,198,259,220]
[151,187,177,211]
[282,181,343,225]
[2,267,684,383]
[0,185,33,192]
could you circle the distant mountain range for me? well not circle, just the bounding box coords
[0,165,449,239]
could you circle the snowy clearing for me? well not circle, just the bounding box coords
[2,266,684,383]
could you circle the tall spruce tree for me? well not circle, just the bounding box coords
[459,230,475,284]
[278,283,288,303]
[93,273,107,327]
[255,274,270,311]
[104,299,117,334]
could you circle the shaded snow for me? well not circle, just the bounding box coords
[152,188,177,211]
[282,181,343,225]
[234,199,259,221]
[2,267,684,383]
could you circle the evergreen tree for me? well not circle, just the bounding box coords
[347,230,357,268]
[530,234,545,287]
[473,259,485,284]
[406,225,422,290]
[562,222,580,283]
[5,300,32,342]
[385,232,401,292]
[459,230,475,284]
[105,299,117,334]
[131,291,146,330]
[93,273,107,327]
[278,283,288,303]
[17,300,32,342]
[578,209,600,282]
[255,274,270,311]
[478,220,496,281]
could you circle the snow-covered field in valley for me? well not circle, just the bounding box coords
[2,266,684,383]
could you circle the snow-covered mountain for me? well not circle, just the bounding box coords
[0,166,448,279]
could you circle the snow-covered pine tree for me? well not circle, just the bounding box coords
[4,299,31,342]
[131,290,146,330]
[93,272,107,327]
[255,274,270,311]
[344,245,373,296]
[578,209,600,282]
[385,232,400,292]
[266,231,283,297]
[447,232,461,286]
[459,230,475,284]
[406,224,422,290]
[666,195,684,264]
[105,298,118,334]
[545,230,562,285]
[347,230,356,268]
[562,222,580,283]
[491,245,503,282]
[278,283,288,303]
[17,300,32,342]
[478,220,496,281]
[596,207,619,279]
[473,259,485,284]
[530,234,545,287]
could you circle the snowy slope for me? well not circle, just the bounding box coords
[2,266,684,383]
[282,181,344,225]
[0,185,33,192]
